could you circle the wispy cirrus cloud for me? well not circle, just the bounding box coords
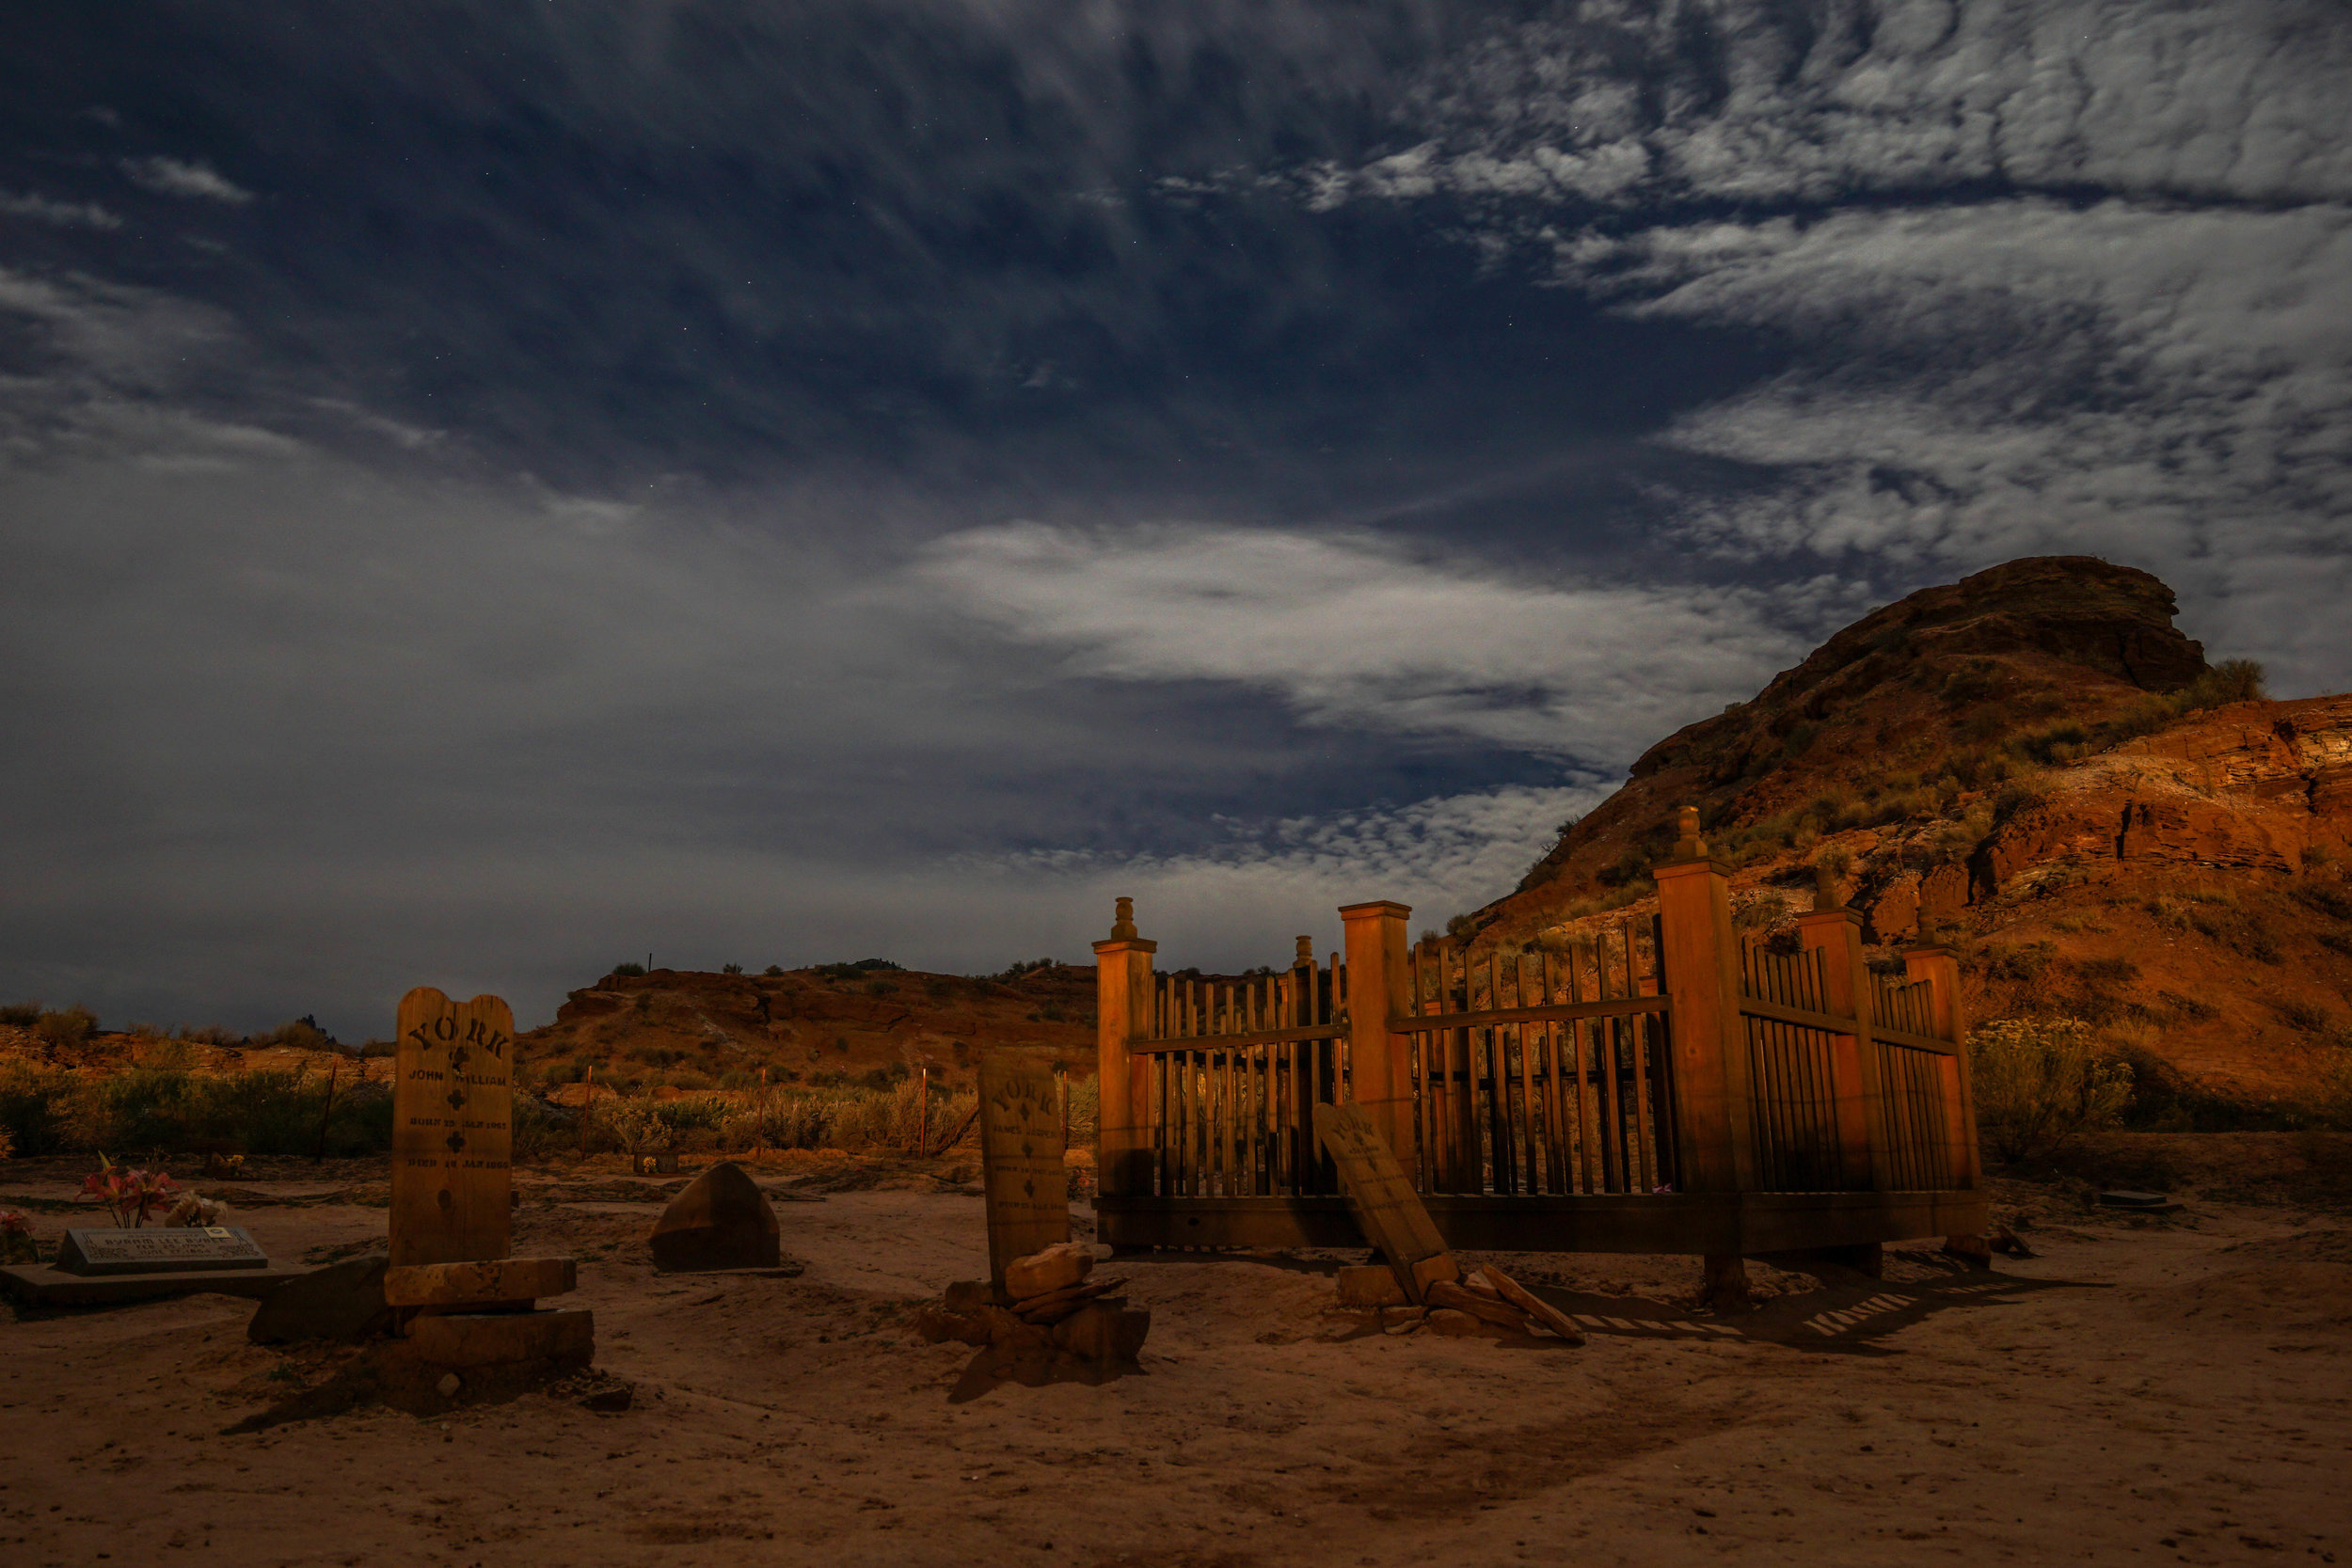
[0,190,121,229]
[120,154,253,204]
[913,519,1861,763]
[1291,0,2352,691]
[1304,0,2352,211]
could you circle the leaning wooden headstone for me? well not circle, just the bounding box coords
[979,1049,1069,1292]
[1313,1100,1457,1303]
[390,987,516,1267]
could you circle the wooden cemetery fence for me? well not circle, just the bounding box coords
[1093,810,1988,1259]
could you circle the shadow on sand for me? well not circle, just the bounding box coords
[1527,1250,2097,1356]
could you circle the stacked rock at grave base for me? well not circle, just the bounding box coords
[916,1243,1150,1367]
[1327,1260,1584,1344]
[649,1161,782,1272]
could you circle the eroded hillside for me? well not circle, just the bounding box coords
[1470,557,2352,1110]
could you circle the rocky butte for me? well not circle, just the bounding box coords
[1467,556,2352,1113]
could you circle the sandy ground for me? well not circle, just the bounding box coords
[2,1154,2347,1567]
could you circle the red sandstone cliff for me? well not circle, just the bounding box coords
[1470,558,2352,1111]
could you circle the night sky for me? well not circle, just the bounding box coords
[4,2,2347,1037]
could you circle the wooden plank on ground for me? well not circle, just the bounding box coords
[1312,1100,1452,1302]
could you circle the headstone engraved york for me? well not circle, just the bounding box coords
[979,1049,1069,1291]
[383,987,590,1375]
[391,987,516,1266]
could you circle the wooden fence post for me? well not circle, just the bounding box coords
[1899,946,1978,1186]
[1903,943,1987,1263]
[1651,808,1757,1196]
[1795,867,1883,1192]
[1092,897,1158,1200]
[1338,901,1414,1171]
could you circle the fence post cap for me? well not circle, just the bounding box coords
[1673,804,1706,859]
[1109,895,1138,941]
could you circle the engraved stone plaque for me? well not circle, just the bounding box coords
[54,1226,268,1276]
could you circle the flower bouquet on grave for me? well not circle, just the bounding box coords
[80,1155,179,1227]
[164,1191,225,1227]
[0,1209,33,1263]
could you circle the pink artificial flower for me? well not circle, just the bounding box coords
[0,1210,27,1238]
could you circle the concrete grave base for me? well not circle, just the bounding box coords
[0,1261,311,1309]
[384,1256,577,1307]
[405,1306,595,1369]
[224,1339,626,1432]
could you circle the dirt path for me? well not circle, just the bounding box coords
[2,1170,2345,1566]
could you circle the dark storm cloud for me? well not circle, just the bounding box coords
[0,1,2346,1033]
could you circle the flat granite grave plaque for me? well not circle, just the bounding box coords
[55,1226,268,1276]
[390,988,516,1268]
[979,1049,1068,1291]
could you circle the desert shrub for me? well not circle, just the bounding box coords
[865,978,898,997]
[35,1006,98,1050]
[174,1023,244,1046]
[821,958,903,980]
[2276,998,2342,1035]
[192,1067,383,1155]
[63,1064,392,1158]
[511,1093,564,1161]
[612,962,646,977]
[0,1002,41,1028]
[722,963,743,974]
[591,1096,674,1160]
[721,1089,836,1150]
[2009,721,2090,767]
[0,1063,80,1156]
[2317,1053,2352,1132]
[69,1068,195,1151]
[1991,779,2047,824]
[2074,956,2141,987]
[132,1036,199,1070]
[1980,942,2056,983]
[252,1019,331,1052]
[2190,658,2267,705]
[763,964,786,976]
[2290,883,2352,923]
[1969,1017,2135,1164]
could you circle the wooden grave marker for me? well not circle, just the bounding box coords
[390,988,516,1268]
[1313,1100,1456,1302]
[979,1049,1068,1291]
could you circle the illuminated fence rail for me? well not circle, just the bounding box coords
[1739,942,1850,1194]
[1871,975,1959,1194]
[1404,922,1674,1198]
[1138,940,1348,1198]
[1090,808,1988,1259]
